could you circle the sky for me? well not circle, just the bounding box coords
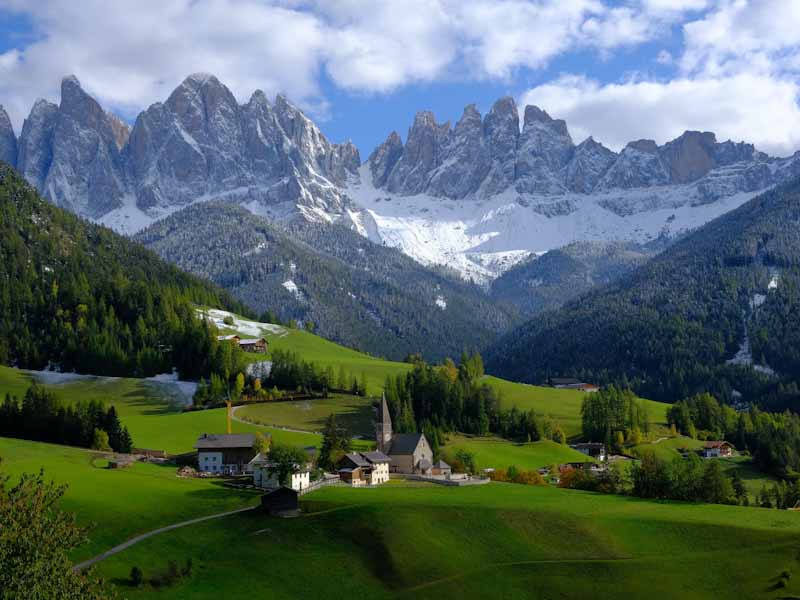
[0,0,799,158]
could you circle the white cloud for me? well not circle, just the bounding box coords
[0,0,697,131]
[521,73,800,156]
[656,50,673,65]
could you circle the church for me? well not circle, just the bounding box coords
[375,395,435,474]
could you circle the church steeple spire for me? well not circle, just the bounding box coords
[376,393,393,453]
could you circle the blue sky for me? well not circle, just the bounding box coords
[0,1,798,156]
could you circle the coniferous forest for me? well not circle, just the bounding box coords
[487,178,800,407]
[0,164,250,378]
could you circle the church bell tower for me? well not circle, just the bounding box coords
[376,393,393,453]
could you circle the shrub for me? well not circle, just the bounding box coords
[223,315,235,326]
[130,566,143,587]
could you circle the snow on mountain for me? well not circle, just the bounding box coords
[7,73,800,283]
[347,163,769,283]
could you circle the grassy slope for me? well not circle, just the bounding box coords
[0,366,351,454]
[94,482,800,599]
[236,394,375,437]
[0,438,260,562]
[631,436,778,502]
[487,376,670,438]
[445,435,591,471]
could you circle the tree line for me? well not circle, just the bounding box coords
[0,163,251,380]
[0,384,132,453]
[581,386,650,450]
[668,392,800,477]
[383,352,565,450]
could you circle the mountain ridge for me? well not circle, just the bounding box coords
[3,73,800,282]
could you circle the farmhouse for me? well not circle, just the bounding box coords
[375,395,435,474]
[194,433,256,475]
[337,450,391,486]
[550,378,599,392]
[249,448,315,491]
[702,441,734,458]
[571,442,607,461]
[216,335,268,354]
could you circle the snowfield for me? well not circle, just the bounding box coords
[346,164,761,283]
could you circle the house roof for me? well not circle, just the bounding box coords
[434,460,451,469]
[238,338,266,344]
[194,433,256,450]
[217,335,240,341]
[704,441,733,449]
[418,458,433,471]
[363,450,391,464]
[341,453,371,468]
[572,442,605,450]
[389,433,425,455]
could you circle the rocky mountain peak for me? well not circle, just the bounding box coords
[368,131,403,188]
[522,104,570,139]
[659,131,718,184]
[385,110,451,195]
[0,105,17,168]
[627,139,659,154]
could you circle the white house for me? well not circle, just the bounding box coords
[570,442,607,462]
[337,451,391,486]
[249,452,312,492]
[701,441,734,458]
[194,433,257,475]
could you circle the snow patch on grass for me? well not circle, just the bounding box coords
[201,308,287,338]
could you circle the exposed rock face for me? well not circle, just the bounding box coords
[40,76,128,217]
[515,105,574,194]
[427,104,490,199]
[386,111,450,195]
[481,97,520,195]
[0,106,17,168]
[370,98,794,201]
[597,140,670,190]
[564,137,617,193]
[14,73,360,220]
[368,131,403,188]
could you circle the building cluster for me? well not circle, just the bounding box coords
[216,334,268,353]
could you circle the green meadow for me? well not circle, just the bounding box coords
[0,437,260,562]
[92,481,800,599]
[236,393,376,437]
[444,435,590,471]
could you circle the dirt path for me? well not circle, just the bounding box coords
[230,405,320,435]
[72,505,257,572]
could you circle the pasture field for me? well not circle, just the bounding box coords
[0,365,341,454]
[486,376,670,439]
[444,435,591,471]
[93,481,800,599]
[236,393,375,437]
[0,437,260,562]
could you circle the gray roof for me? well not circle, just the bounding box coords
[418,458,432,471]
[194,433,256,450]
[363,450,391,464]
[389,433,424,455]
[341,453,370,468]
[434,460,451,469]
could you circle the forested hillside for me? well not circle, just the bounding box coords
[487,177,800,405]
[490,240,663,316]
[136,202,518,361]
[0,163,248,377]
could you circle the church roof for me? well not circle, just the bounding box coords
[389,433,424,455]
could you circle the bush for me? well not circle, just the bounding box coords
[130,566,143,587]
[223,315,235,326]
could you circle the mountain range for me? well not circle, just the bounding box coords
[486,177,800,406]
[134,201,516,361]
[2,73,799,282]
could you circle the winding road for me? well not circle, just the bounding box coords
[72,505,257,572]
